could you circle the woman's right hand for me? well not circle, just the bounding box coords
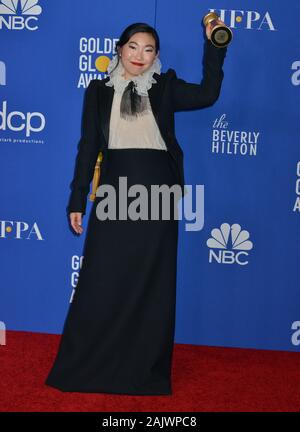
[70,212,84,235]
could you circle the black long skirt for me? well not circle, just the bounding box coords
[45,148,181,395]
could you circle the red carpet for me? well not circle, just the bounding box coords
[0,330,299,412]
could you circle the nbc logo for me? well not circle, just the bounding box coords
[0,0,42,31]
[0,321,6,345]
[206,223,253,265]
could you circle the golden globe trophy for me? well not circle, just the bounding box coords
[203,12,233,48]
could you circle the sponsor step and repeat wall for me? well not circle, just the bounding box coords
[0,0,299,351]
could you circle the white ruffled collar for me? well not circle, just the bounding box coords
[105,54,162,96]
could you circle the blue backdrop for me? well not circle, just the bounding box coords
[1,0,299,351]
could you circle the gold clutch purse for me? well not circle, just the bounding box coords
[89,151,103,202]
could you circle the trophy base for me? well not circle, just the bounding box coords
[211,25,232,48]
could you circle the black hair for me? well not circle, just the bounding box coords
[108,22,160,75]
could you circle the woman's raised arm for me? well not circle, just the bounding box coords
[170,36,228,111]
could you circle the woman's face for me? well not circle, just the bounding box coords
[119,32,159,79]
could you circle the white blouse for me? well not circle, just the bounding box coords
[108,91,168,151]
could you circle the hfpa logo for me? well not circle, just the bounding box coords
[0,0,42,31]
[0,220,44,240]
[209,8,276,31]
[207,223,253,265]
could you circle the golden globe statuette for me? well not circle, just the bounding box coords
[89,151,103,202]
[203,12,233,48]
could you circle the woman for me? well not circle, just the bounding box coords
[45,21,228,395]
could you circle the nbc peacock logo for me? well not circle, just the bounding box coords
[0,0,42,31]
[206,222,253,265]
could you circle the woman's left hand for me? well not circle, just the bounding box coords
[206,18,226,40]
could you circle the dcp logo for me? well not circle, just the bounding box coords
[0,101,45,137]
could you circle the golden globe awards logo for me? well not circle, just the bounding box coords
[206,222,253,265]
[69,255,84,303]
[78,37,119,87]
[293,161,300,212]
[0,0,42,31]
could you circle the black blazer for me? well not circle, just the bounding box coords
[67,39,227,215]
